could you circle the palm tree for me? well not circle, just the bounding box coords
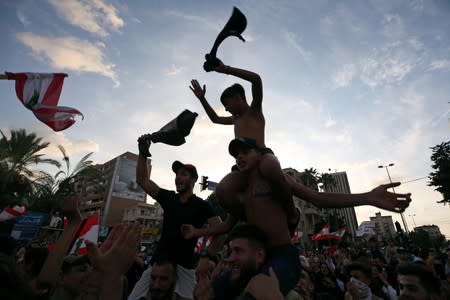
[318,172,337,192]
[0,129,60,207]
[28,145,103,212]
[300,168,320,190]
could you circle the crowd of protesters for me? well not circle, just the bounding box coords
[0,60,445,299]
[0,145,449,300]
[1,211,450,300]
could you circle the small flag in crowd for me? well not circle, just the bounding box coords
[0,205,27,222]
[69,212,99,255]
[291,230,303,243]
[5,72,83,131]
[311,224,346,241]
[195,236,213,253]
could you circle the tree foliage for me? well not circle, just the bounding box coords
[0,129,103,212]
[428,140,450,204]
[28,145,103,212]
[0,129,60,207]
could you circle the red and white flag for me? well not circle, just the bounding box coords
[69,213,99,255]
[311,224,330,241]
[195,236,213,253]
[291,230,303,243]
[312,224,346,241]
[0,205,27,222]
[6,72,83,131]
[329,228,346,240]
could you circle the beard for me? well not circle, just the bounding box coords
[150,287,173,300]
[229,259,258,293]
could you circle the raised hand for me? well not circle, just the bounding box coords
[194,276,214,300]
[99,224,124,253]
[85,223,142,276]
[61,195,82,225]
[368,182,411,213]
[244,267,284,300]
[189,80,206,100]
[212,59,227,73]
[138,134,152,157]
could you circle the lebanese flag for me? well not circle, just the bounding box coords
[312,224,346,241]
[69,213,99,255]
[329,228,346,240]
[0,205,27,222]
[312,224,330,241]
[6,72,83,131]
[195,236,213,253]
[291,230,303,243]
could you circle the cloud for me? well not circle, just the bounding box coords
[283,31,312,60]
[165,10,222,32]
[164,64,185,76]
[16,9,30,27]
[43,136,100,158]
[429,59,450,71]
[332,64,355,89]
[16,32,117,83]
[382,14,405,39]
[360,53,413,87]
[324,116,337,128]
[48,0,124,37]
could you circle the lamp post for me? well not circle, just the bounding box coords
[378,163,409,234]
[409,214,417,228]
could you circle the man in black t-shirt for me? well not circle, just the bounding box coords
[129,136,221,300]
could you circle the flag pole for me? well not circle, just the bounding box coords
[0,74,8,80]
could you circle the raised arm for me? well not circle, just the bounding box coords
[214,60,263,109]
[190,79,233,125]
[35,196,82,286]
[287,176,412,213]
[136,138,160,199]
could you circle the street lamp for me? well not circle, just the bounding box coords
[378,163,409,233]
[409,214,417,228]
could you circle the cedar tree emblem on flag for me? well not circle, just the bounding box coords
[69,212,100,255]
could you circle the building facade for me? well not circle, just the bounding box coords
[79,152,148,227]
[123,202,163,244]
[283,168,325,248]
[322,172,359,238]
[355,221,377,238]
[369,212,396,242]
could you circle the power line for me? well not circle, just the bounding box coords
[401,176,428,184]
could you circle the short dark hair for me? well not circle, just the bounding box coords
[220,83,246,104]
[345,262,372,280]
[152,256,177,275]
[397,263,440,293]
[228,224,268,251]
